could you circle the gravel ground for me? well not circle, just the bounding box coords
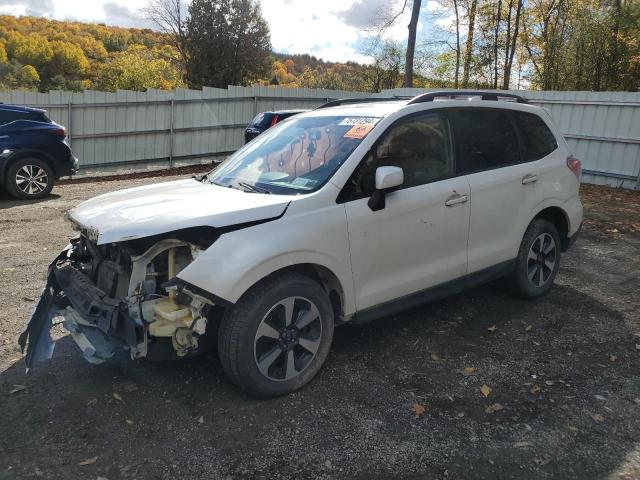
[0,172,639,480]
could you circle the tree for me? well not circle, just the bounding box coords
[185,0,271,88]
[48,41,90,77]
[95,44,184,91]
[144,0,189,68]
[404,0,423,87]
[462,0,478,87]
[16,64,40,89]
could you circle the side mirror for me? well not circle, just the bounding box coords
[368,166,404,212]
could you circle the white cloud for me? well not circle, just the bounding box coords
[0,0,421,63]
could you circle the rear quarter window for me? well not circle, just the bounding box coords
[0,109,50,125]
[512,111,558,161]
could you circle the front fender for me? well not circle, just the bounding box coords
[177,204,356,315]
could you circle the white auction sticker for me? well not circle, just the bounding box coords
[339,117,381,126]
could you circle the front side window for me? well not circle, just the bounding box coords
[340,112,453,200]
[208,115,381,194]
[512,111,558,161]
[454,108,520,174]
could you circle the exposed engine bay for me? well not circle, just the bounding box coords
[19,234,218,368]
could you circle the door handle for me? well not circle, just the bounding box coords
[522,173,538,184]
[445,193,469,207]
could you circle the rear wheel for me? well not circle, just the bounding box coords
[218,273,334,397]
[5,157,54,199]
[509,219,561,299]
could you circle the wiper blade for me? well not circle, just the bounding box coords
[237,181,272,194]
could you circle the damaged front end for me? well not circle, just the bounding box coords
[19,235,217,369]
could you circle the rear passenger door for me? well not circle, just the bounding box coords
[452,107,543,274]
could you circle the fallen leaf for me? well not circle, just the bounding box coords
[125,419,133,425]
[594,394,606,402]
[534,456,552,466]
[525,325,533,332]
[530,385,541,394]
[411,403,426,418]
[514,441,531,448]
[197,416,204,424]
[635,344,640,350]
[606,228,619,234]
[487,325,498,332]
[545,381,554,386]
[568,426,578,432]
[430,352,442,361]
[588,412,604,423]
[21,296,35,302]
[10,385,27,394]
[609,355,617,363]
[87,398,97,406]
[485,403,505,413]
[78,456,98,466]
[463,367,476,375]
[480,385,492,397]
[34,468,44,477]
[113,392,123,402]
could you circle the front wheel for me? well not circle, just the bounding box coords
[5,157,54,199]
[509,219,561,299]
[218,273,334,397]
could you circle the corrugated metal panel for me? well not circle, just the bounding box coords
[0,87,638,187]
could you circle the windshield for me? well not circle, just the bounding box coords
[207,115,381,194]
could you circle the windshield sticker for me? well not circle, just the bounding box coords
[344,123,376,139]
[339,117,380,126]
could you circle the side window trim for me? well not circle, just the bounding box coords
[336,109,455,204]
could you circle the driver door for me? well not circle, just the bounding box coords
[339,111,470,311]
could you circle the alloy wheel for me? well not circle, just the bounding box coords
[254,296,322,381]
[15,165,49,196]
[527,233,557,288]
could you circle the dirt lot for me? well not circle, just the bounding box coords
[1,171,639,480]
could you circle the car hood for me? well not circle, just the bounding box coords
[68,178,291,245]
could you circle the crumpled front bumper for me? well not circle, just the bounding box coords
[18,244,144,369]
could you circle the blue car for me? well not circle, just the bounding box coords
[0,104,78,199]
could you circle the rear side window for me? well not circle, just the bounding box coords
[0,109,50,125]
[453,108,520,174]
[512,111,558,161]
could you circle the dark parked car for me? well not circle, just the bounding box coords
[0,104,78,199]
[244,109,309,143]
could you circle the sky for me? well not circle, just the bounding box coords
[0,0,448,64]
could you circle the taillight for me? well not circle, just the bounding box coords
[49,127,66,137]
[567,155,581,180]
[269,114,279,128]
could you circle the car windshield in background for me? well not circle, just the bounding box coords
[208,115,381,194]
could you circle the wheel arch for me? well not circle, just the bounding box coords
[240,262,348,324]
[532,205,571,251]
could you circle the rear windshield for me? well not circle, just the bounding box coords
[249,112,275,129]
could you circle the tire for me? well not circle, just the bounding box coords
[218,273,334,397]
[5,157,54,200]
[509,219,561,299]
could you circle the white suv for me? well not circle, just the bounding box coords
[20,91,583,397]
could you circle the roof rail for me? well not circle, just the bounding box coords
[316,96,411,109]
[407,91,529,105]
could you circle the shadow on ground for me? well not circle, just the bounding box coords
[2,282,639,480]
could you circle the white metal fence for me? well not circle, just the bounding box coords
[1,86,638,189]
